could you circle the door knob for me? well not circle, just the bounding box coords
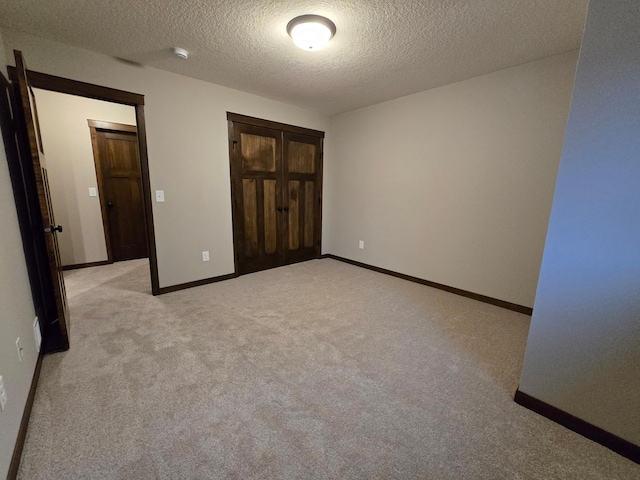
[46,225,63,233]
[107,202,114,207]
[283,206,289,212]
[277,207,283,212]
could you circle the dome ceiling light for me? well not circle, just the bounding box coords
[287,15,336,51]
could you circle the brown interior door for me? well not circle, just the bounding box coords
[13,50,70,349]
[231,123,284,274]
[94,129,148,261]
[283,132,322,264]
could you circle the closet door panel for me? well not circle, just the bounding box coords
[283,132,322,264]
[232,123,283,274]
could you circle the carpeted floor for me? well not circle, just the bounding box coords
[17,259,640,479]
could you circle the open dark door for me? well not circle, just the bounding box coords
[12,50,69,351]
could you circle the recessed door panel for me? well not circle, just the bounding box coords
[288,180,300,251]
[105,134,139,170]
[288,141,316,173]
[264,179,278,255]
[241,133,276,172]
[242,178,259,257]
[304,181,315,248]
[108,176,146,256]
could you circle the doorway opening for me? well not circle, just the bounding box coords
[6,53,160,355]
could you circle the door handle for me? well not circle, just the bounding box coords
[283,206,289,212]
[277,206,283,212]
[45,225,63,233]
[107,201,114,207]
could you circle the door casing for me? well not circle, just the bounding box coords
[7,62,161,302]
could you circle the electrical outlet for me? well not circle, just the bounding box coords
[34,316,42,352]
[0,376,7,412]
[359,240,365,249]
[16,338,24,361]
[202,251,210,262]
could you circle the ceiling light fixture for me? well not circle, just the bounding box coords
[287,15,336,51]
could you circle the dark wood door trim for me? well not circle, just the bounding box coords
[7,63,160,295]
[134,106,159,294]
[7,352,43,480]
[8,66,144,105]
[515,389,640,464]
[227,112,325,139]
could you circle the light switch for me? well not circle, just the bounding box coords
[155,190,165,202]
[88,187,97,197]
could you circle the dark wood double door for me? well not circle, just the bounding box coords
[229,114,323,274]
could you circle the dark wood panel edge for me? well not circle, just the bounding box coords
[7,66,144,106]
[514,389,640,465]
[227,112,324,138]
[157,273,237,295]
[7,352,44,480]
[62,260,111,271]
[135,106,160,296]
[323,254,533,315]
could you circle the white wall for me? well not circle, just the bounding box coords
[0,29,40,479]
[34,90,136,267]
[1,29,331,288]
[324,52,578,308]
[520,0,640,445]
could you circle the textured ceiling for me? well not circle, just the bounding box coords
[0,0,588,115]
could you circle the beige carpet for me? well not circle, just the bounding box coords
[17,259,639,479]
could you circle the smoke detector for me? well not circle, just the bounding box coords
[173,47,189,60]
